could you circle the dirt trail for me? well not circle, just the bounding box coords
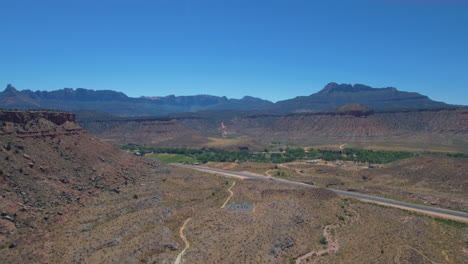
[295,224,339,264]
[220,122,228,136]
[221,181,236,209]
[174,217,192,264]
[174,181,236,263]
[266,164,302,177]
[394,245,437,264]
[265,169,275,177]
[296,205,359,264]
[179,164,468,223]
[279,163,303,174]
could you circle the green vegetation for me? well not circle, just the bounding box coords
[120,144,415,164]
[434,218,468,228]
[319,235,327,245]
[421,151,468,159]
[322,148,414,164]
[146,153,197,163]
[446,153,468,158]
[398,207,468,226]
[274,170,290,178]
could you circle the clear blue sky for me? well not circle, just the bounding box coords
[1,0,467,104]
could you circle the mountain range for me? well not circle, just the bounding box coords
[0,82,454,116]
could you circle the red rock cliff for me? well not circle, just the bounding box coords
[0,110,75,125]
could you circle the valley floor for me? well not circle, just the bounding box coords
[3,162,467,264]
[203,156,468,213]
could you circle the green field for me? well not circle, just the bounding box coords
[146,153,198,163]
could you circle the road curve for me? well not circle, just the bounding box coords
[176,164,468,223]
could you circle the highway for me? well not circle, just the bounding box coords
[177,164,468,223]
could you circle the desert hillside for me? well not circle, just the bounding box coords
[0,111,149,214]
[0,111,171,261]
[1,111,467,263]
[79,107,468,152]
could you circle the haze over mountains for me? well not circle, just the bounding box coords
[0,82,454,117]
[271,82,451,112]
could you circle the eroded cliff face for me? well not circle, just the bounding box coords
[0,111,81,139]
[79,108,468,152]
[79,118,210,147]
[0,111,75,125]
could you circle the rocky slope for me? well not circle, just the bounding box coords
[81,117,210,147]
[79,107,468,152]
[0,110,171,262]
[0,111,143,209]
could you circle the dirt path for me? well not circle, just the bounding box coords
[394,245,437,264]
[296,204,359,264]
[221,181,236,209]
[279,163,303,174]
[266,164,302,178]
[295,224,340,264]
[177,164,468,223]
[173,179,236,263]
[220,122,228,136]
[174,217,192,264]
[265,169,276,177]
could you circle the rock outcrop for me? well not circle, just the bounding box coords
[0,110,75,125]
[0,110,152,234]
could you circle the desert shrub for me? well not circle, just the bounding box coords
[319,235,327,245]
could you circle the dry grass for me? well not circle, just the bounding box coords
[223,155,468,212]
[204,137,247,147]
[318,200,468,263]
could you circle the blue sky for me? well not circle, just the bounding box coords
[1,0,467,104]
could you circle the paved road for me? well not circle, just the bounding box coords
[177,164,468,223]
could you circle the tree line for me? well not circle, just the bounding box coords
[119,145,419,164]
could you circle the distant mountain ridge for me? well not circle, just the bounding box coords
[272,82,450,112]
[0,82,456,116]
[0,84,273,116]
